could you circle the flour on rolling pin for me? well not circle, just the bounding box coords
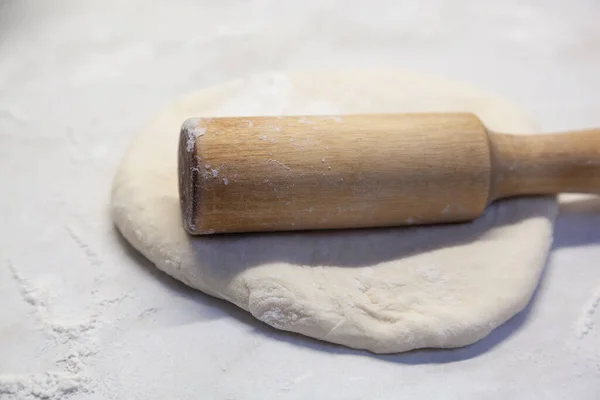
[183,118,207,153]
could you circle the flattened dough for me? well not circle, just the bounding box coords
[112,70,558,353]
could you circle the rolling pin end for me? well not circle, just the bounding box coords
[178,119,204,235]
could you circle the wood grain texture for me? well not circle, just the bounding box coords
[178,113,600,234]
[488,129,600,201]
[179,113,491,234]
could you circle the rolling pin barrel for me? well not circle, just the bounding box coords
[178,113,600,235]
[178,113,492,234]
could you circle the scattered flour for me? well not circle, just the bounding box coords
[0,372,89,400]
[1,259,130,399]
[267,159,291,171]
[576,284,600,338]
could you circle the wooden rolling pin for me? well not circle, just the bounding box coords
[178,113,600,234]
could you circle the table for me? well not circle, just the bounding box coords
[1,1,599,398]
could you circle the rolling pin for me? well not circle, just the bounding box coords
[178,113,600,234]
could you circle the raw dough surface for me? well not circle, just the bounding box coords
[111,71,558,353]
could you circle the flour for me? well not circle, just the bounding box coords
[0,372,88,400]
[0,261,125,399]
[182,118,206,152]
[267,159,291,171]
[65,226,102,267]
[576,284,600,338]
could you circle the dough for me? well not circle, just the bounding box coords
[111,70,558,353]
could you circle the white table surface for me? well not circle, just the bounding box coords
[1,1,599,399]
